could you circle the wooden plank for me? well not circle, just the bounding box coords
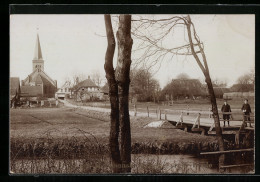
[209,122,215,131]
[191,127,205,135]
[244,127,254,131]
[200,148,254,155]
[220,163,254,169]
[208,131,244,135]
[191,128,204,132]
[176,125,187,129]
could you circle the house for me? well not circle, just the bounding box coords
[162,78,207,100]
[100,83,109,101]
[10,77,21,107]
[72,76,101,102]
[99,83,135,102]
[223,92,254,100]
[20,33,57,101]
[55,81,72,100]
[212,87,230,99]
[230,83,254,92]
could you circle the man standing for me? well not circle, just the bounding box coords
[241,99,252,127]
[221,100,231,127]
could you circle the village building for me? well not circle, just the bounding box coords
[55,81,72,100]
[20,33,57,101]
[162,78,207,100]
[212,87,230,99]
[10,77,21,107]
[100,83,109,101]
[72,76,103,102]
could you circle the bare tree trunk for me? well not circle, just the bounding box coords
[115,15,133,173]
[186,15,225,168]
[104,14,122,173]
[204,73,225,167]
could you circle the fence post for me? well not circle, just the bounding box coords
[187,104,189,115]
[134,104,137,116]
[180,112,183,125]
[147,106,149,117]
[209,107,211,118]
[165,110,167,120]
[41,100,44,107]
[198,113,201,128]
[159,108,161,120]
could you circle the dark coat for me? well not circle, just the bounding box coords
[221,104,231,113]
[241,103,251,114]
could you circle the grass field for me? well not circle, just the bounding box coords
[10,107,216,144]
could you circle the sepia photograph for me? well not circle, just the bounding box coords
[9,13,255,174]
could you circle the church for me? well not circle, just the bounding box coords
[20,33,57,100]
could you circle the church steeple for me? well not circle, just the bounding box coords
[32,33,44,72]
[34,33,43,60]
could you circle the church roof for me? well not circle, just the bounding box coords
[10,77,20,96]
[20,85,42,97]
[33,34,43,60]
[24,69,56,87]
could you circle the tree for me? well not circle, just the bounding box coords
[91,69,105,87]
[131,68,160,102]
[212,77,227,87]
[231,71,254,92]
[132,15,225,168]
[176,73,190,79]
[104,14,133,173]
[237,73,253,85]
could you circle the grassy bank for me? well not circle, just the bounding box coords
[10,134,253,174]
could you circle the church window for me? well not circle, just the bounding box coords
[61,89,63,92]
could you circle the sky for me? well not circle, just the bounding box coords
[10,14,255,88]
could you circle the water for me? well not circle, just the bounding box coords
[132,154,254,174]
[132,154,219,174]
[10,154,254,174]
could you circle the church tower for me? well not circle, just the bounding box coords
[32,33,44,72]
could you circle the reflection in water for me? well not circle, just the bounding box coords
[11,154,254,174]
[131,154,254,174]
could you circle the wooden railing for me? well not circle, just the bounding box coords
[132,104,254,132]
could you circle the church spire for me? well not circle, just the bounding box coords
[32,32,44,72]
[33,33,43,60]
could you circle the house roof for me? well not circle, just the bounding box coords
[20,85,42,97]
[213,87,230,95]
[10,77,20,96]
[101,83,109,93]
[73,78,98,90]
[162,78,206,96]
